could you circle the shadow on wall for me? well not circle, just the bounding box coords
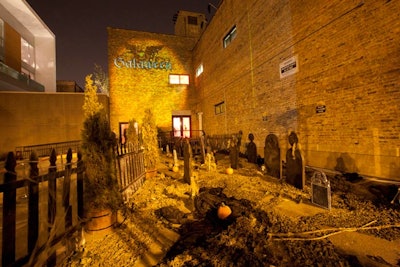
[389,162,400,180]
[332,153,359,174]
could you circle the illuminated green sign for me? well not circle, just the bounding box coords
[113,44,172,71]
[114,57,172,70]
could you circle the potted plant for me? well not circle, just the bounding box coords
[141,109,159,178]
[81,75,122,232]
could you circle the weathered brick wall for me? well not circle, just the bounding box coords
[107,28,199,135]
[193,0,400,179]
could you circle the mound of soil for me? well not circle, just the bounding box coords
[62,153,400,267]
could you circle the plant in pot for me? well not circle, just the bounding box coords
[81,74,122,232]
[141,109,159,178]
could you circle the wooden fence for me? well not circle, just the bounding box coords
[115,143,146,203]
[1,144,146,266]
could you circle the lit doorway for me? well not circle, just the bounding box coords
[172,116,191,138]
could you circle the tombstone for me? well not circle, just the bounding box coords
[229,136,239,169]
[173,149,179,167]
[205,152,217,171]
[264,133,281,179]
[247,133,257,164]
[183,139,192,185]
[285,131,305,189]
[311,170,331,209]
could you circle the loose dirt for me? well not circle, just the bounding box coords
[61,152,400,267]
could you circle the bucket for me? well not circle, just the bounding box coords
[85,209,116,233]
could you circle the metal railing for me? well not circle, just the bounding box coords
[15,140,81,160]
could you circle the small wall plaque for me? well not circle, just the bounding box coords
[316,105,326,113]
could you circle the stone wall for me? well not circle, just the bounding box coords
[0,92,109,159]
[192,0,400,179]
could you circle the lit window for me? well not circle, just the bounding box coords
[169,74,189,85]
[223,26,237,48]
[21,37,36,69]
[215,101,225,115]
[195,64,203,77]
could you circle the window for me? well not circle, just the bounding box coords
[188,16,198,25]
[169,74,189,85]
[215,101,225,115]
[195,64,203,77]
[223,26,237,48]
[21,37,36,78]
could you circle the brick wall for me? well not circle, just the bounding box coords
[193,0,400,179]
[107,28,199,134]
[0,92,109,159]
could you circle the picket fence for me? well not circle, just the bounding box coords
[0,143,145,266]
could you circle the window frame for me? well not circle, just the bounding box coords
[223,26,237,48]
[214,101,225,115]
[169,74,190,85]
[195,63,203,77]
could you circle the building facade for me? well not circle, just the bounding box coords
[108,0,400,181]
[0,0,56,92]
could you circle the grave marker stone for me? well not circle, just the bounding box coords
[285,131,305,189]
[311,170,331,209]
[247,133,257,164]
[264,133,281,179]
[183,139,192,184]
[229,136,239,169]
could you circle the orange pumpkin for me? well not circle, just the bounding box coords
[172,165,179,172]
[217,202,232,220]
[226,167,234,175]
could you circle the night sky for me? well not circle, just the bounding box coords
[26,0,213,88]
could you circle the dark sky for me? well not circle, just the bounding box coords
[26,0,213,88]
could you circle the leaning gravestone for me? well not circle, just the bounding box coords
[264,133,281,179]
[311,170,331,209]
[247,133,257,164]
[285,131,305,189]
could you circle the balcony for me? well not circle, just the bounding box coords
[0,61,44,92]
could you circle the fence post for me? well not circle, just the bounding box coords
[2,152,17,267]
[63,148,72,229]
[47,149,57,266]
[77,151,84,220]
[48,148,57,231]
[28,151,39,255]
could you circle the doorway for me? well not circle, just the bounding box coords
[172,116,191,138]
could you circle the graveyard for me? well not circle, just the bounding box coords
[60,143,400,267]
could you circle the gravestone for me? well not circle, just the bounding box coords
[311,170,331,209]
[229,136,239,169]
[247,133,257,164]
[264,133,281,179]
[173,149,179,167]
[285,131,305,189]
[205,152,217,171]
[183,139,192,185]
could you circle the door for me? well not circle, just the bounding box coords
[172,116,191,138]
